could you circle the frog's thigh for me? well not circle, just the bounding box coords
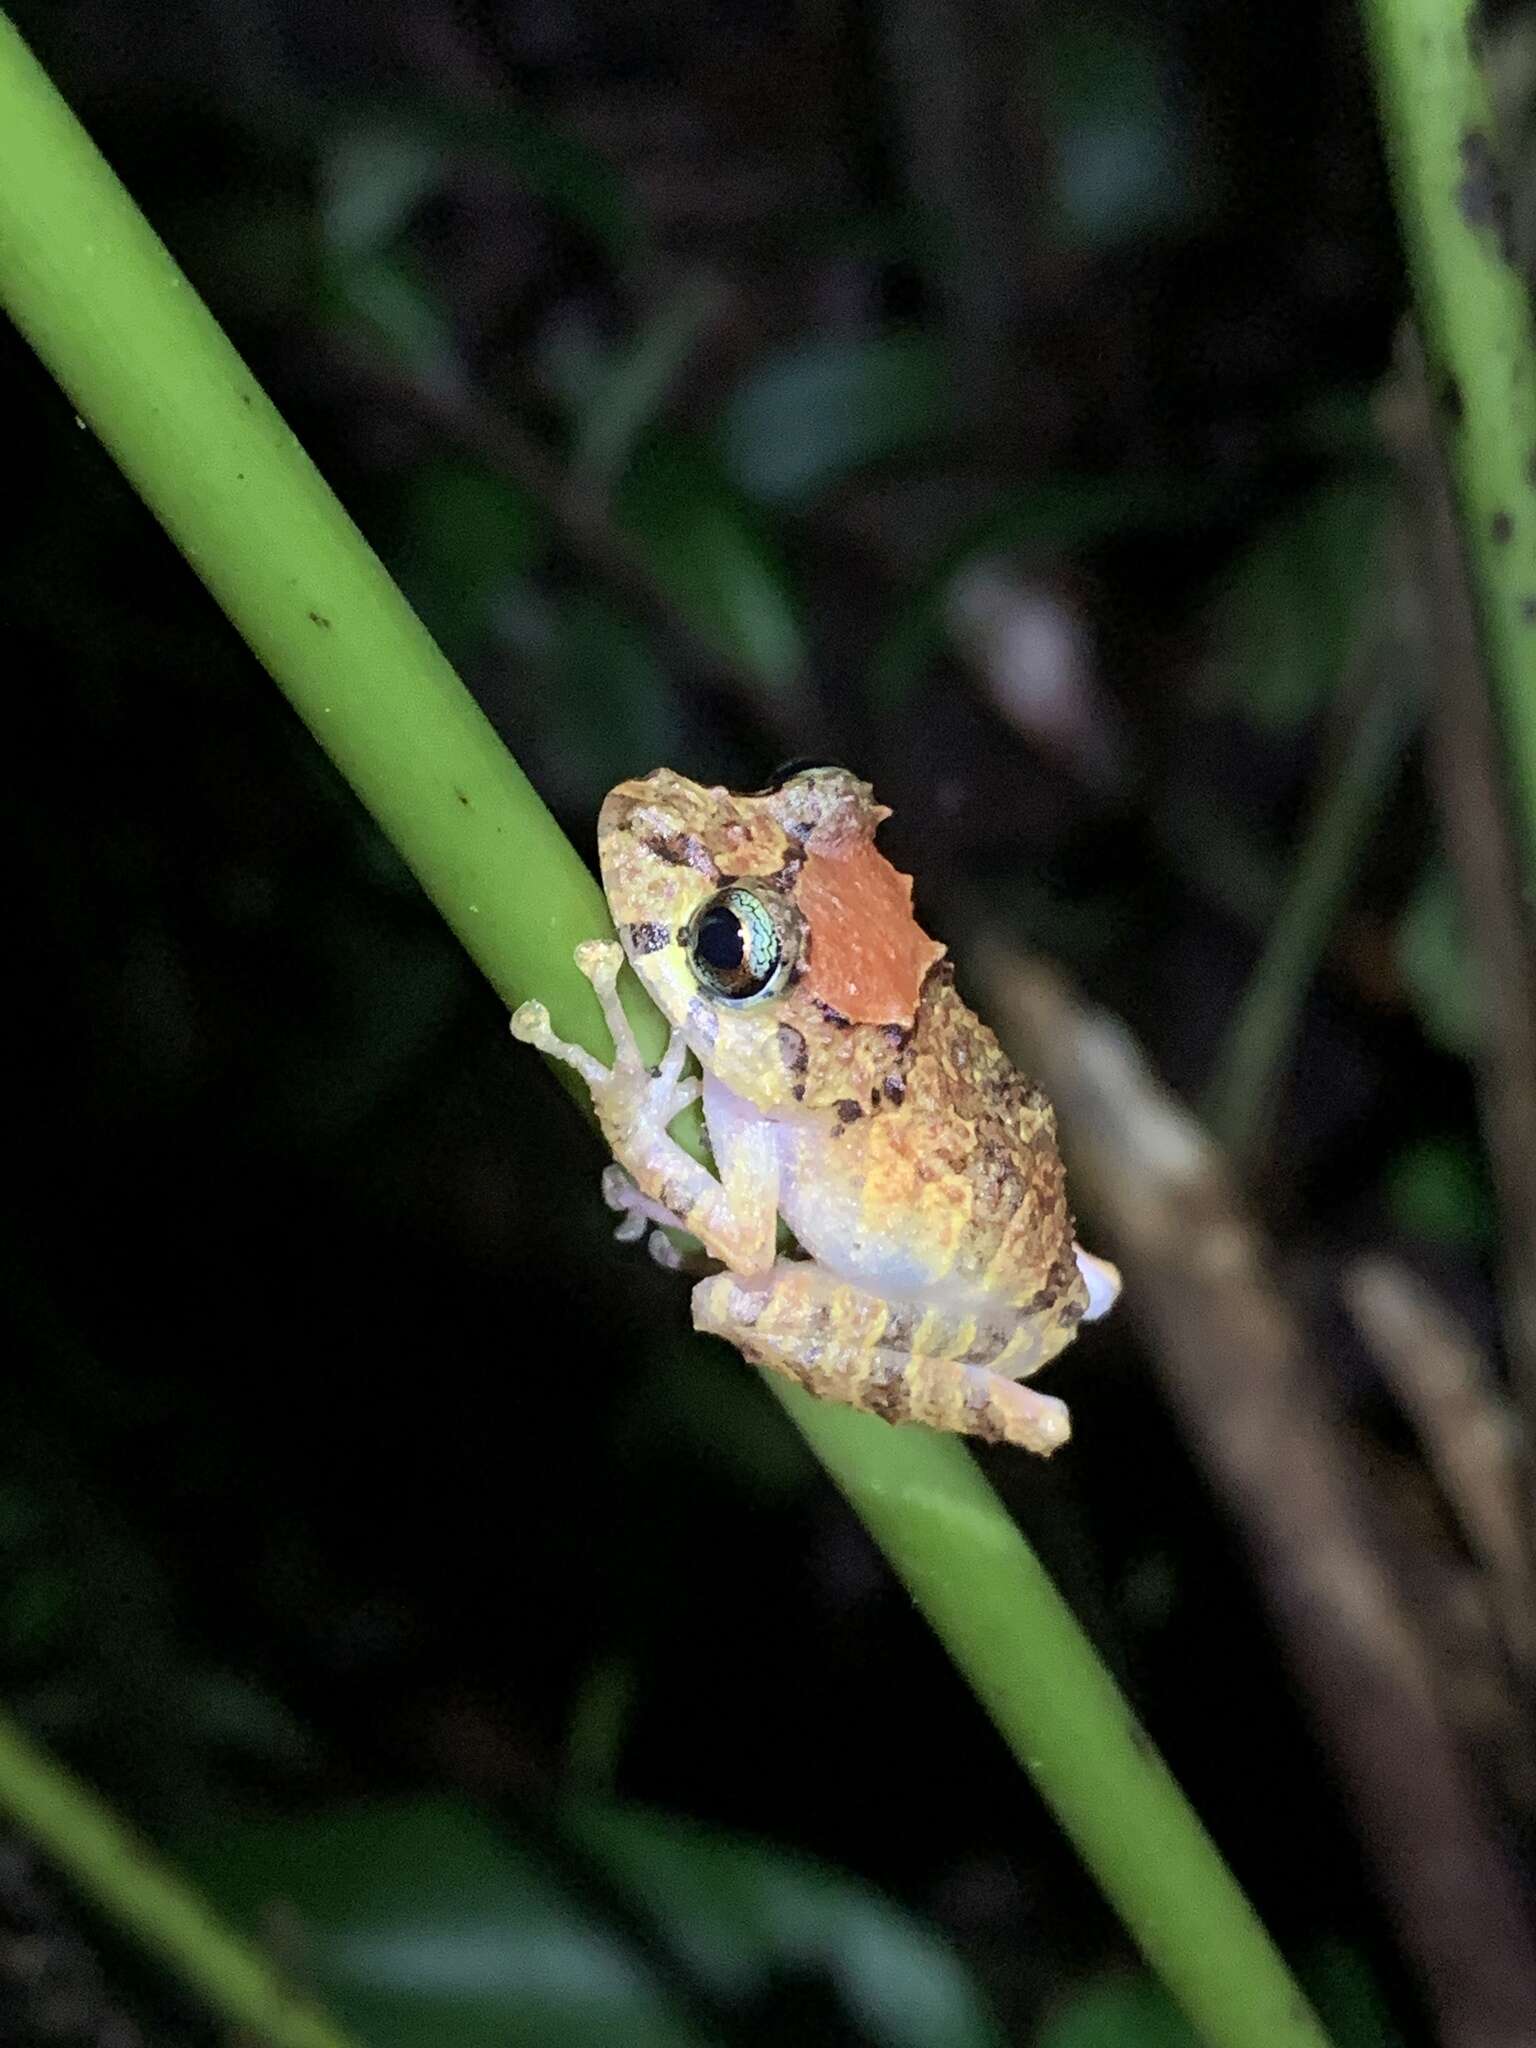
[692,1260,1071,1456]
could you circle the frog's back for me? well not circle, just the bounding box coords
[785,968,1087,1324]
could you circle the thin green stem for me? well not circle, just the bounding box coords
[0,1710,362,2048]
[0,16,1332,2048]
[1360,0,1536,871]
[1206,560,1416,1169]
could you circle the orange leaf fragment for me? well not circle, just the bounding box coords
[798,842,945,1025]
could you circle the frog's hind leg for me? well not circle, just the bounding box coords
[692,1261,1072,1455]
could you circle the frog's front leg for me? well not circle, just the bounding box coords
[512,941,779,1276]
[693,1261,1072,1455]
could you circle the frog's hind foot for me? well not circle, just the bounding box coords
[601,1164,703,1272]
[602,1162,676,1241]
[692,1262,1072,1456]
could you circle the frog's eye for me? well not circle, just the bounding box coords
[685,884,802,1005]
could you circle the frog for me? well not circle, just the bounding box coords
[511,765,1119,1453]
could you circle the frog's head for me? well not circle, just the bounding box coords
[597,766,945,1112]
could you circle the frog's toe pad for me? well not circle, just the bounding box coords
[574,938,624,980]
[984,1374,1072,1454]
[510,1001,551,1045]
[647,1229,686,1272]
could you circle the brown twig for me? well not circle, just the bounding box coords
[1343,1255,1536,1817]
[1345,1255,1536,1693]
[974,938,1536,2048]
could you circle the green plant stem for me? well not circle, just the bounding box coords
[0,1709,362,2048]
[1360,0,1536,865]
[0,16,1333,2048]
[0,12,654,1076]
[770,1387,1332,2048]
[1205,568,1416,1169]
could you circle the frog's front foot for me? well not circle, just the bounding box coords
[511,941,700,1137]
[513,941,711,1265]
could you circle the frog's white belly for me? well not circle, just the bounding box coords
[699,1073,1118,1324]
[701,1074,1003,1314]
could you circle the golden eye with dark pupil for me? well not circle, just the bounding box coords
[686,885,795,1003]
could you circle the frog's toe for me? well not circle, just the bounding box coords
[602,1162,689,1243]
[570,939,646,1070]
[984,1374,1072,1454]
[647,1229,686,1272]
[510,1000,550,1045]
[511,1001,612,1090]
[574,938,624,980]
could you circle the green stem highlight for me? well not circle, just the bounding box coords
[1360,0,1536,869]
[0,15,1332,2048]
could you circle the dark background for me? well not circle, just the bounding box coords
[0,0,1514,2043]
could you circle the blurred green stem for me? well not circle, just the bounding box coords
[0,16,1333,2048]
[1360,0,1536,865]
[0,1710,361,2048]
[1206,550,1416,1168]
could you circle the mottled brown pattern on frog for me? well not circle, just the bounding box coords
[543,764,1116,1457]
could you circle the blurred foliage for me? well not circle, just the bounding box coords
[0,0,1486,2039]
[1199,479,1391,734]
[614,436,806,693]
[1043,17,1200,250]
[1396,859,1478,1061]
[181,1798,1004,2048]
[717,335,952,508]
[1382,1134,1495,1250]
